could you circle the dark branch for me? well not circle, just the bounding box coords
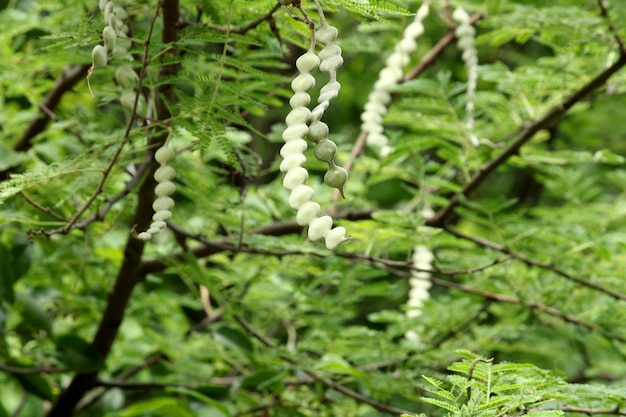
[427,53,626,227]
[597,0,626,55]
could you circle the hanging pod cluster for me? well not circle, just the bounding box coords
[280,0,349,250]
[137,143,177,241]
[361,2,430,156]
[91,1,142,115]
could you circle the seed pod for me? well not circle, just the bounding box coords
[291,73,316,92]
[282,124,309,141]
[296,201,321,226]
[282,167,308,190]
[120,89,137,113]
[308,215,333,241]
[313,139,337,163]
[104,2,114,25]
[285,107,312,126]
[289,185,315,209]
[155,165,176,182]
[91,45,108,69]
[296,51,320,73]
[153,210,172,222]
[153,197,175,212]
[150,221,167,230]
[155,144,175,164]
[155,181,176,197]
[325,226,349,250]
[115,64,138,89]
[103,26,116,51]
[307,121,329,143]
[289,92,311,109]
[316,26,339,44]
[99,0,108,12]
[280,153,306,172]
[147,227,161,235]
[324,165,348,197]
[137,232,152,241]
[280,138,308,158]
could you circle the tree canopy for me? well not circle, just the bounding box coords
[1,0,626,416]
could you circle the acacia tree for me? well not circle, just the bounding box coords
[2,0,626,416]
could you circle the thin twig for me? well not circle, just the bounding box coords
[206,3,282,35]
[597,0,626,55]
[20,192,67,222]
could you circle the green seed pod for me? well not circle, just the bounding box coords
[313,139,337,163]
[155,144,175,164]
[120,89,137,113]
[155,181,176,197]
[324,165,348,198]
[91,45,108,69]
[154,165,176,182]
[307,120,329,143]
[316,25,339,44]
[115,64,138,89]
[103,26,116,51]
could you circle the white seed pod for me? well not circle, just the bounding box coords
[404,22,425,40]
[155,145,175,164]
[114,5,129,20]
[288,185,315,209]
[91,45,108,69]
[364,101,388,115]
[103,26,116,51]
[150,220,167,230]
[452,7,470,22]
[279,153,306,172]
[282,166,308,190]
[386,52,410,69]
[282,123,309,141]
[368,90,391,106]
[296,51,321,73]
[115,64,138,89]
[307,121,329,143]
[280,138,308,158]
[319,54,343,73]
[325,226,348,250]
[99,0,108,12]
[308,215,333,241]
[290,92,311,109]
[155,181,176,197]
[291,73,316,92]
[360,110,383,124]
[285,107,311,126]
[313,139,337,163]
[137,232,152,241]
[153,196,175,212]
[367,132,389,148]
[455,24,476,38]
[362,121,384,135]
[380,67,403,83]
[147,227,161,235]
[154,165,176,182]
[318,44,342,62]
[316,25,339,44]
[296,201,321,226]
[318,81,341,103]
[153,210,172,222]
[104,2,114,25]
[397,38,417,54]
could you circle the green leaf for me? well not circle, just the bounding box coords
[213,325,254,354]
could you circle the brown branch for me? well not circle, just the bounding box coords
[597,0,626,55]
[234,315,414,416]
[45,1,179,415]
[20,192,67,222]
[206,2,282,34]
[443,226,626,303]
[0,363,68,374]
[428,53,626,227]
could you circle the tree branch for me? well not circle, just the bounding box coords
[428,53,626,227]
[45,1,180,415]
[597,0,626,55]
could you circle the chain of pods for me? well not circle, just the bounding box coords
[405,244,434,343]
[137,143,177,241]
[280,0,349,250]
[360,2,430,157]
[453,7,479,146]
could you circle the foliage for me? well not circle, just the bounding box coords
[1,0,626,416]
